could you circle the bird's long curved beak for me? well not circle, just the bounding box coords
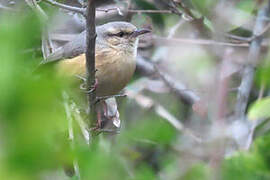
[131,29,151,38]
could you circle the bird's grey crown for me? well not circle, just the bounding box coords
[97,21,137,37]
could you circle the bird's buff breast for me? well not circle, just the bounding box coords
[56,49,136,96]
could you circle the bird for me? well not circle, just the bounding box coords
[41,21,151,97]
[40,22,151,177]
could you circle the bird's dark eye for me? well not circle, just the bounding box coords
[108,31,127,37]
[117,31,125,37]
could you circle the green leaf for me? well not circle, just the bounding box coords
[182,163,210,180]
[222,152,269,180]
[248,97,270,121]
[236,0,256,14]
[191,0,218,17]
[203,17,214,32]
[255,56,270,88]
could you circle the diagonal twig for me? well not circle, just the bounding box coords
[234,2,270,120]
[136,55,200,106]
[62,92,81,179]
[153,36,250,47]
[127,90,202,143]
[43,0,86,16]
[42,0,175,16]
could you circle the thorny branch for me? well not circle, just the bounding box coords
[234,2,270,120]
[85,0,97,140]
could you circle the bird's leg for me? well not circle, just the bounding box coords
[86,78,98,94]
[90,107,102,131]
[94,101,107,129]
[97,108,102,128]
[102,100,108,117]
[78,75,98,94]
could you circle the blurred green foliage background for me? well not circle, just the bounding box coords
[1,0,270,180]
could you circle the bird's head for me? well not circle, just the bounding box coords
[97,21,151,52]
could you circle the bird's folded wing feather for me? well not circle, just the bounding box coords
[40,31,87,64]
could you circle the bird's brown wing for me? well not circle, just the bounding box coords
[54,40,110,77]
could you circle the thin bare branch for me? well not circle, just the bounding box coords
[43,0,86,16]
[126,9,173,14]
[234,2,270,120]
[85,0,97,140]
[251,22,270,41]
[154,66,200,105]
[127,90,202,143]
[136,55,200,105]
[42,0,175,17]
[167,19,185,38]
[62,92,81,179]
[153,36,250,47]
[96,7,124,15]
[68,100,90,144]
[225,33,252,42]
[96,7,173,14]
